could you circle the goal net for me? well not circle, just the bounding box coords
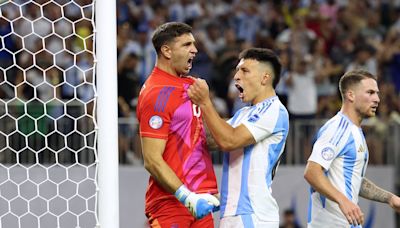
[0,0,101,227]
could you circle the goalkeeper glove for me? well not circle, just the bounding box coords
[175,185,220,219]
[197,193,220,212]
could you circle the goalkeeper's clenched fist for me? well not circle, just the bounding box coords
[175,185,220,219]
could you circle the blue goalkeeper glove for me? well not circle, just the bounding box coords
[198,193,220,212]
[175,185,220,219]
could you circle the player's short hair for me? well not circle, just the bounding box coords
[152,22,193,54]
[339,70,377,100]
[238,48,282,88]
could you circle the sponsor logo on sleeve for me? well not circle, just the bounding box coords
[248,114,260,123]
[149,115,163,129]
[321,147,335,161]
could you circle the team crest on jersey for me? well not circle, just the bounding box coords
[149,115,163,129]
[321,147,335,161]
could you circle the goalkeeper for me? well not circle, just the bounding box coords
[137,22,219,227]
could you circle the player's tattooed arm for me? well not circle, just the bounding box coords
[205,122,219,150]
[359,178,394,203]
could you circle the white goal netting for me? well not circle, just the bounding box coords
[0,0,98,227]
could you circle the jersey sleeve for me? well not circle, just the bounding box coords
[138,86,178,140]
[241,102,287,143]
[308,120,350,171]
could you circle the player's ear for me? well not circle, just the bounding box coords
[161,44,172,59]
[347,90,355,102]
[261,73,272,86]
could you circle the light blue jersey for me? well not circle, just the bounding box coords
[220,96,289,226]
[308,112,369,228]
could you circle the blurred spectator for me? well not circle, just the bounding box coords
[213,27,242,101]
[117,22,134,57]
[286,56,318,161]
[380,26,400,93]
[343,1,369,37]
[317,94,341,119]
[330,34,355,67]
[232,1,261,44]
[281,0,309,28]
[364,103,389,165]
[286,56,318,119]
[120,23,156,85]
[118,53,141,101]
[189,29,215,83]
[275,47,292,107]
[118,52,140,164]
[277,13,316,57]
[311,38,342,98]
[319,0,339,27]
[359,10,386,44]
[117,0,137,25]
[203,0,230,19]
[210,89,229,118]
[183,0,204,21]
[168,0,185,22]
[201,22,226,60]
[279,209,302,228]
[346,44,378,76]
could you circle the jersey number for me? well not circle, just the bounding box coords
[192,104,201,117]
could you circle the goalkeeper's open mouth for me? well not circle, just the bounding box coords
[187,57,193,70]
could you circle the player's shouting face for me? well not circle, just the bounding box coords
[234,58,272,105]
[167,33,197,76]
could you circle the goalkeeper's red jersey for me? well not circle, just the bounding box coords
[137,67,218,216]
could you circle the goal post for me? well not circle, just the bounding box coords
[0,0,119,227]
[96,0,119,227]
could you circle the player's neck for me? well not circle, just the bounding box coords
[155,59,181,77]
[340,105,362,127]
[252,89,276,105]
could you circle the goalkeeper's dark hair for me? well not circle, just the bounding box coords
[239,48,282,89]
[152,22,193,55]
[339,70,377,100]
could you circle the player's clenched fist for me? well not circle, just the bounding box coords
[175,185,220,219]
[187,78,210,106]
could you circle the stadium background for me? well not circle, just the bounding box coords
[116,0,400,226]
[118,0,400,227]
[0,0,400,227]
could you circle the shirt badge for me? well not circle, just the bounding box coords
[149,115,163,129]
[321,147,335,161]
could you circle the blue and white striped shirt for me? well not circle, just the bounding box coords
[308,112,369,228]
[220,96,289,222]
